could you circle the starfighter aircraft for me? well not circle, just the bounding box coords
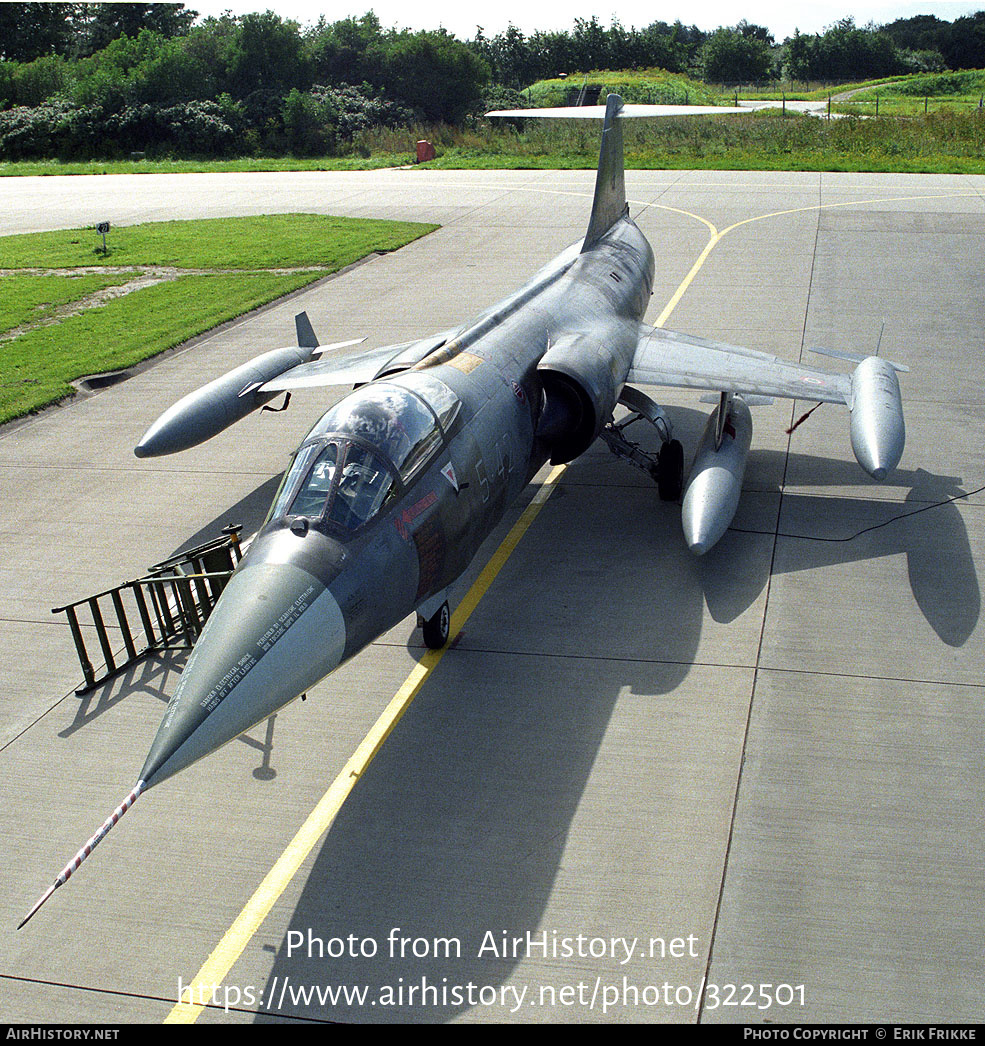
[21,95,906,926]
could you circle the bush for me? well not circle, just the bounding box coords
[311,83,413,139]
[8,53,69,106]
[381,31,491,123]
[0,97,240,159]
[282,88,333,156]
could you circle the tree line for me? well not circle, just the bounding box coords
[0,6,489,157]
[0,4,982,161]
[473,12,984,85]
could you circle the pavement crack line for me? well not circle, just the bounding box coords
[697,184,817,1022]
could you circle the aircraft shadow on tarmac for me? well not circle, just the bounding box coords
[722,458,981,648]
[249,406,978,1023]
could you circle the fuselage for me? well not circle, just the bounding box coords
[255,213,654,656]
[140,214,655,788]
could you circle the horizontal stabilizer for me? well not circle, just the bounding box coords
[486,104,747,119]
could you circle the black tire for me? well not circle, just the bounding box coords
[657,439,684,501]
[422,601,451,649]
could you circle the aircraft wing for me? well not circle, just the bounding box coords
[630,326,852,404]
[260,328,459,391]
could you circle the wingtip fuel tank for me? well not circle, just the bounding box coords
[134,344,314,457]
[849,356,905,481]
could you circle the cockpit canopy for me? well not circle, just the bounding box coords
[268,376,460,533]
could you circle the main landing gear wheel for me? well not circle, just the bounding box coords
[422,601,451,649]
[657,439,684,501]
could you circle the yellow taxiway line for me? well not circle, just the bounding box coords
[165,464,568,1023]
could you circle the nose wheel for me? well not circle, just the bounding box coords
[421,600,451,649]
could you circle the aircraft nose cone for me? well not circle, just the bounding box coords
[140,561,346,787]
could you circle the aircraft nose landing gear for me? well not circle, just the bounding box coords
[419,599,451,649]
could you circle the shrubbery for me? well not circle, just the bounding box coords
[0,8,491,159]
[0,97,240,159]
[0,5,981,161]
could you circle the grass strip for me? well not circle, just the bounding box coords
[416,109,985,174]
[0,271,321,423]
[0,213,438,269]
[0,154,412,177]
[0,213,438,424]
[0,272,133,334]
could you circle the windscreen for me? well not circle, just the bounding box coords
[309,383,443,483]
[268,439,394,532]
[269,382,455,532]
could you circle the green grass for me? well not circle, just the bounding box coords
[740,76,909,101]
[0,213,437,269]
[837,96,985,116]
[0,272,133,333]
[404,108,985,174]
[835,70,985,115]
[0,214,437,424]
[0,154,415,177]
[869,70,985,97]
[0,273,317,421]
[525,68,724,107]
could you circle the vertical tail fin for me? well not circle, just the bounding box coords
[486,92,747,250]
[582,94,626,251]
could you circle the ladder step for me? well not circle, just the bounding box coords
[52,526,243,695]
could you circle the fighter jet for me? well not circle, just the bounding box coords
[20,95,905,926]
